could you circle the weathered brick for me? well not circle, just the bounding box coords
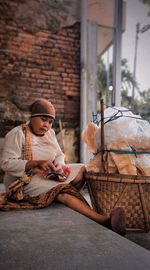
[0,0,80,134]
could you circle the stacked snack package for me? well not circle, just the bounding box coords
[82,107,150,176]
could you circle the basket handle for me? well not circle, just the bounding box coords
[138,184,149,231]
[100,99,105,171]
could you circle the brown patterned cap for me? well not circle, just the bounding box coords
[29,98,55,119]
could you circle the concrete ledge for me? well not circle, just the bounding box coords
[0,138,5,183]
[0,197,150,270]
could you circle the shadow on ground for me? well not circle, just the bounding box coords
[126,231,150,251]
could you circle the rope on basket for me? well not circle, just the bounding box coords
[95,149,150,155]
[92,103,150,156]
[92,104,150,126]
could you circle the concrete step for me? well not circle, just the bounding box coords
[0,184,150,270]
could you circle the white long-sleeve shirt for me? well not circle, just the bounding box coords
[1,125,84,197]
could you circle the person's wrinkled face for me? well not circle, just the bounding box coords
[30,116,54,136]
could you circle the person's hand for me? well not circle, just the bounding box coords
[54,164,66,182]
[54,164,71,182]
[37,160,56,172]
[62,165,71,177]
[25,160,56,174]
[55,164,63,173]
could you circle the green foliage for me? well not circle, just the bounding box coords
[121,59,138,91]
[134,89,150,120]
[97,59,107,98]
[121,90,132,107]
[139,0,150,5]
[97,57,150,120]
[97,58,137,104]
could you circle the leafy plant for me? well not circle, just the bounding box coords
[97,58,150,120]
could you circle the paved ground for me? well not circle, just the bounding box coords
[0,199,150,269]
[83,186,150,251]
[126,231,150,251]
[0,183,150,251]
[0,181,150,270]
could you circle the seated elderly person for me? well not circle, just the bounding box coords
[0,98,126,236]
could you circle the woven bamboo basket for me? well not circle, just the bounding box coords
[85,172,150,231]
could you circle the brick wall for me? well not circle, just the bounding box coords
[0,0,81,137]
[0,1,81,173]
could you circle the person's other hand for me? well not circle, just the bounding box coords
[37,160,56,172]
[55,164,63,173]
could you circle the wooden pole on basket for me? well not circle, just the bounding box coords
[100,99,105,172]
